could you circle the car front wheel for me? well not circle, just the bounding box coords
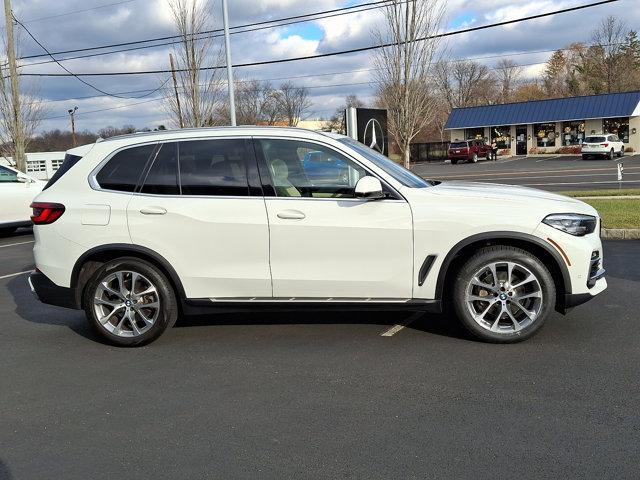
[470,153,478,163]
[452,246,555,343]
[617,147,624,157]
[83,257,178,346]
[609,149,614,160]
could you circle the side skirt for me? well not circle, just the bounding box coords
[182,298,442,315]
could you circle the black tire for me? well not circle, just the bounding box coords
[470,153,478,163]
[486,152,491,161]
[83,257,178,347]
[609,149,614,160]
[451,159,458,165]
[617,147,624,158]
[0,227,17,235]
[581,154,588,160]
[452,246,556,343]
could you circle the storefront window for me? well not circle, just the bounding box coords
[603,117,629,143]
[533,123,556,147]
[465,128,484,140]
[562,121,585,146]
[490,126,511,148]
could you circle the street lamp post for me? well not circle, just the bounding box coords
[68,106,78,147]
[221,0,236,126]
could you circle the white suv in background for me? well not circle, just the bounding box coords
[29,127,607,346]
[581,134,625,160]
[0,164,45,234]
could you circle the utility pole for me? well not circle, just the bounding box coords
[68,106,78,147]
[169,53,184,128]
[221,0,236,126]
[3,0,26,172]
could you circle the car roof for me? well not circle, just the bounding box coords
[94,126,344,144]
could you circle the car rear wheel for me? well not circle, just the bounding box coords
[83,257,178,347]
[470,153,478,163]
[451,159,458,165]
[452,246,555,343]
[581,154,589,160]
[485,152,491,161]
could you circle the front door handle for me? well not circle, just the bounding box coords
[140,206,167,215]
[277,209,305,220]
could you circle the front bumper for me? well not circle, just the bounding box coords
[28,271,79,310]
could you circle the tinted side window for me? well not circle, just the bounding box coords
[179,139,250,196]
[96,144,156,192]
[44,153,82,190]
[141,142,179,195]
[0,165,18,182]
[258,139,368,198]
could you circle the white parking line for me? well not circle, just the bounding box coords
[0,270,31,280]
[380,311,424,337]
[0,240,34,249]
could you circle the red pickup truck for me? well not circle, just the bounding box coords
[448,140,492,164]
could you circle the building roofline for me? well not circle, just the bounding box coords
[448,89,640,113]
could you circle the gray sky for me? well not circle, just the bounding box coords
[8,0,639,133]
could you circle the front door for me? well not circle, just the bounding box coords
[126,138,271,300]
[255,138,413,300]
[516,126,527,155]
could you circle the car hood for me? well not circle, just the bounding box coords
[410,181,596,214]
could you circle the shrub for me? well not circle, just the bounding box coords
[557,145,582,154]
[625,147,635,153]
[528,147,539,154]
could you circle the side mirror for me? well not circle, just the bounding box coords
[355,176,384,200]
[16,173,29,183]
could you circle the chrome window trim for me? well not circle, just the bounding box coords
[251,135,406,202]
[88,134,406,202]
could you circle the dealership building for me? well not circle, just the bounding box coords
[445,90,640,155]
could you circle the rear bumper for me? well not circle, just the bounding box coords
[28,271,79,310]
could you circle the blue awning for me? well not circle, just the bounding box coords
[445,91,640,130]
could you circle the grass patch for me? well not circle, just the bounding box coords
[581,198,640,229]
[561,188,640,197]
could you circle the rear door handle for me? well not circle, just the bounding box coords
[277,209,305,220]
[139,206,167,215]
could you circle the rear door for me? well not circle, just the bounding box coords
[255,137,413,300]
[0,165,36,224]
[127,138,271,300]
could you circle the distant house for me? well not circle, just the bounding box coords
[445,91,640,155]
[0,152,66,180]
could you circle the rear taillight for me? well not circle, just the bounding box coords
[30,202,65,225]
[600,143,609,147]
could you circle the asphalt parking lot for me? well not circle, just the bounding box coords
[412,154,640,191]
[1,229,639,479]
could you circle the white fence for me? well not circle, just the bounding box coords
[0,152,66,180]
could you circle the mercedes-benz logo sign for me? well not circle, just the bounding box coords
[363,118,385,153]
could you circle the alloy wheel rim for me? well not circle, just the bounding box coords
[465,261,543,334]
[93,270,160,337]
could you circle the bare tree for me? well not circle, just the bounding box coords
[324,94,365,133]
[163,0,224,128]
[495,59,522,103]
[434,59,494,110]
[589,16,627,93]
[216,80,284,125]
[0,60,45,170]
[373,0,445,169]
[276,81,312,126]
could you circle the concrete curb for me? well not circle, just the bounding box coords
[601,228,640,240]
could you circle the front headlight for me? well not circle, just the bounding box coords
[543,213,597,236]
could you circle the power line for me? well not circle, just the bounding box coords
[18,0,395,62]
[41,97,162,120]
[19,0,618,78]
[22,0,137,24]
[13,13,170,99]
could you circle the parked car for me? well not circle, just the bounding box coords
[581,134,625,160]
[29,127,606,346]
[448,140,492,164]
[0,164,45,234]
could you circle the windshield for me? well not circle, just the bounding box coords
[339,138,432,188]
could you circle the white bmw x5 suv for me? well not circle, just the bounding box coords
[29,127,606,346]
